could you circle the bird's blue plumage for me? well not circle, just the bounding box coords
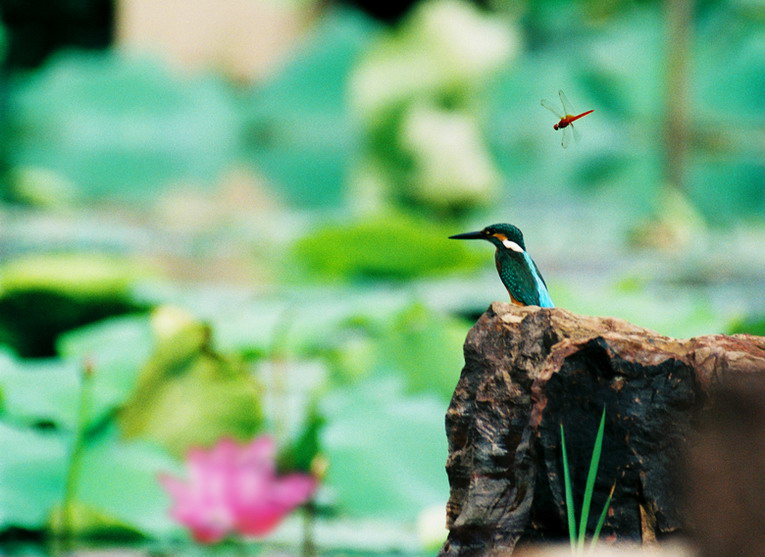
[450,223,554,307]
[495,249,554,307]
[523,252,554,307]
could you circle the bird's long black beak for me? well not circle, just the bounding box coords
[449,230,485,240]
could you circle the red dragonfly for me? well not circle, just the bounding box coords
[541,90,594,149]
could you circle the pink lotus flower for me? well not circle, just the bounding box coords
[159,435,317,543]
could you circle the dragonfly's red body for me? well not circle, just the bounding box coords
[553,110,594,130]
[541,90,594,148]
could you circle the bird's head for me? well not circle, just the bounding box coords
[449,223,526,253]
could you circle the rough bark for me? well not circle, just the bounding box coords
[440,303,765,556]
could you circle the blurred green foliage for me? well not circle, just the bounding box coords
[0,347,179,537]
[242,8,372,208]
[119,308,264,457]
[0,254,148,357]
[728,315,765,337]
[48,499,145,541]
[0,22,6,61]
[350,0,513,217]
[0,0,763,553]
[321,377,447,520]
[0,289,462,547]
[0,422,69,528]
[277,403,325,474]
[375,303,468,400]
[293,214,483,281]
[9,53,238,203]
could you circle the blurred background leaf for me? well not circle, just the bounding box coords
[0,254,150,357]
[118,307,264,457]
[321,377,447,520]
[0,423,68,530]
[292,213,483,282]
[0,0,763,553]
[9,53,239,203]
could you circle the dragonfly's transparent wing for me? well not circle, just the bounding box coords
[561,125,571,149]
[558,89,576,118]
[571,122,581,144]
[541,98,563,118]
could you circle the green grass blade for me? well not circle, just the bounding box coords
[588,482,616,555]
[560,422,577,554]
[576,406,607,553]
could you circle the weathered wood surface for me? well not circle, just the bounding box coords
[440,303,765,556]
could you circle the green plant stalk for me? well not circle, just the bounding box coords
[268,309,294,445]
[302,499,317,557]
[588,482,616,556]
[560,422,577,554]
[61,362,94,541]
[577,406,606,554]
[576,406,607,554]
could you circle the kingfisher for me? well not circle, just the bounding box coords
[449,223,554,307]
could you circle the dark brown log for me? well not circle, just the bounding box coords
[440,303,765,556]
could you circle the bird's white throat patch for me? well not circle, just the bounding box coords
[492,232,524,253]
[501,239,524,252]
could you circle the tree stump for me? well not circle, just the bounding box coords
[440,303,765,556]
